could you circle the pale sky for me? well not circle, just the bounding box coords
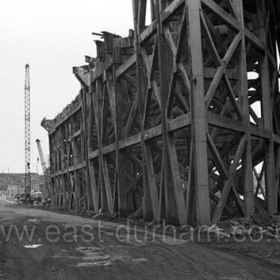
[0,0,133,174]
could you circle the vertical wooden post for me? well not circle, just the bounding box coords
[49,135,55,205]
[88,75,99,212]
[132,0,153,220]
[155,0,181,224]
[62,175,67,208]
[113,44,127,216]
[186,0,211,225]
[81,86,95,211]
[115,76,133,216]
[72,137,81,211]
[258,0,277,213]
[232,0,255,217]
[137,0,147,32]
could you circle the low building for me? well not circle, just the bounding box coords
[6,184,24,199]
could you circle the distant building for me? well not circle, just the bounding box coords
[6,184,24,199]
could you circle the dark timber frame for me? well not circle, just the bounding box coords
[42,0,280,225]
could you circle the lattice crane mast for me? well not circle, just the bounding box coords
[36,139,51,197]
[36,139,47,174]
[24,64,31,198]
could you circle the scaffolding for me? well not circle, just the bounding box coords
[42,0,280,225]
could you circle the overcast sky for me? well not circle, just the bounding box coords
[0,0,133,174]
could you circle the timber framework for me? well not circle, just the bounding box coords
[42,0,280,225]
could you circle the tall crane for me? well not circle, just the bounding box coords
[36,139,51,197]
[24,64,31,199]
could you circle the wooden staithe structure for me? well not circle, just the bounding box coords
[42,0,280,225]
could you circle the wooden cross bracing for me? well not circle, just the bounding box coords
[44,0,280,225]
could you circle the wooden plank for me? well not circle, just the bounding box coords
[250,126,270,139]
[133,0,152,220]
[178,64,191,92]
[72,136,81,210]
[205,63,226,107]
[86,85,99,211]
[176,84,190,112]
[145,144,160,221]
[244,29,266,51]
[165,27,177,56]
[186,0,211,225]
[175,10,186,62]
[212,136,247,223]
[92,56,114,81]
[164,18,190,117]
[100,157,114,213]
[208,112,245,133]
[166,69,177,117]
[161,0,184,23]
[73,66,89,88]
[163,24,191,95]
[140,21,157,43]
[201,0,240,31]
[205,33,241,107]
[149,39,158,83]
[224,75,243,120]
[124,99,138,137]
[124,73,136,88]
[168,112,191,131]
[207,133,229,179]
[106,79,117,136]
[137,0,147,32]
[152,81,162,108]
[186,137,193,209]
[232,183,246,216]
[204,68,238,80]
[258,2,277,213]
[115,54,136,78]
[81,89,92,211]
[92,114,192,156]
[143,88,151,128]
[89,161,99,212]
[200,11,220,65]
[49,104,82,135]
[232,0,254,217]
[259,31,278,212]
[155,0,180,224]
[139,0,184,44]
[168,136,188,224]
[140,47,151,84]
[69,129,81,141]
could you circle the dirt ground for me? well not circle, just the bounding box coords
[1,200,280,280]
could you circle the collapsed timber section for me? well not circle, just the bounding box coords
[42,0,280,226]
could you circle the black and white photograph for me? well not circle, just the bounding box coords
[0,0,280,279]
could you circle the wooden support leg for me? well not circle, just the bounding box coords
[257,2,277,213]
[133,0,152,220]
[144,143,160,221]
[118,152,130,217]
[232,0,255,217]
[186,0,211,225]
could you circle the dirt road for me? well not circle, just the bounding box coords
[0,200,280,280]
